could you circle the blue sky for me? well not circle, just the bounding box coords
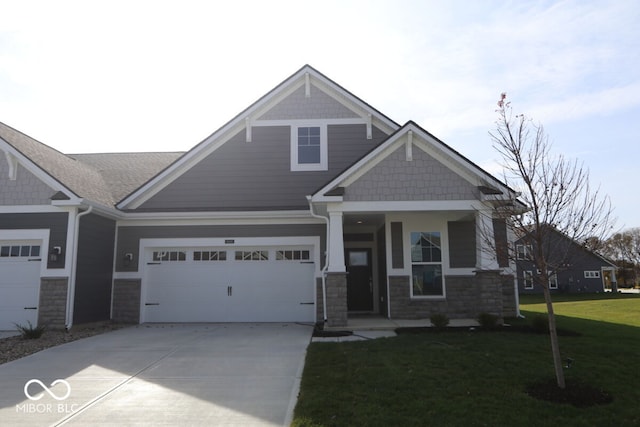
[1,0,638,229]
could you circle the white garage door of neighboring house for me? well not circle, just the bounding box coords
[0,241,42,330]
[143,246,316,323]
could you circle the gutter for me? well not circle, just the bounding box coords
[65,205,93,330]
[306,196,329,323]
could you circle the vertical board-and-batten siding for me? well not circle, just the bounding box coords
[0,212,68,269]
[73,213,115,324]
[137,124,389,212]
[344,144,479,201]
[390,222,404,269]
[0,161,56,205]
[115,223,326,272]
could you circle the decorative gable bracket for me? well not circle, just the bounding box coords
[4,151,17,180]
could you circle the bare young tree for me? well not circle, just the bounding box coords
[488,93,614,389]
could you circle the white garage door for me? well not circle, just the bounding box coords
[0,241,42,330]
[143,246,316,323]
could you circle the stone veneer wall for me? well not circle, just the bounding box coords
[389,271,511,320]
[315,278,324,324]
[325,273,348,327]
[501,274,517,317]
[38,278,68,329]
[112,279,141,324]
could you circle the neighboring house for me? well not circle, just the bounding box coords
[0,65,521,330]
[515,227,617,294]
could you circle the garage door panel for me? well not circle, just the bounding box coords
[143,246,315,323]
[0,242,41,330]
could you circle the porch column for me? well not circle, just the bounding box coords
[476,210,499,270]
[327,210,346,272]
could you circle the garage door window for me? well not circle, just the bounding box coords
[0,245,40,258]
[193,251,227,261]
[276,250,310,261]
[235,250,269,261]
[152,250,187,262]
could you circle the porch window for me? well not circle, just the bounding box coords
[410,231,443,297]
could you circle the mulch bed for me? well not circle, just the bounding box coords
[395,325,582,336]
[526,378,613,407]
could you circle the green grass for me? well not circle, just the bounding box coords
[292,293,640,427]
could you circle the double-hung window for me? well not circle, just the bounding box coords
[523,270,534,289]
[410,231,443,297]
[291,124,327,171]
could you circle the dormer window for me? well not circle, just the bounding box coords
[291,124,327,171]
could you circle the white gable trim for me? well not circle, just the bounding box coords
[0,139,79,203]
[311,122,514,202]
[117,65,400,210]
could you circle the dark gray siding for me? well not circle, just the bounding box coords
[390,222,404,269]
[73,214,115,324]
[137,124,389,212]
[116,223,326,272]
[0,212,68,269]
[377,225,388,316]
[448,221,476,268]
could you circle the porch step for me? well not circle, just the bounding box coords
[323,317,480,332]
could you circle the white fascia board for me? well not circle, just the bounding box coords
[0,140,76,199]
[116,210,323,227]
[339,200,485,213]
[0,205,70,214]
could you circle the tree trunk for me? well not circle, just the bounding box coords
[542,286,566,389]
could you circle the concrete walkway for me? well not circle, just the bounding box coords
[0,323,313,426]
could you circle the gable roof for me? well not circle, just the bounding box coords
[311,120,520,203]
[0,121,182,208]
[117,64,401,210]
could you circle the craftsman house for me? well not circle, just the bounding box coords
[0,65,520,329]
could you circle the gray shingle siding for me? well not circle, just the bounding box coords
[257,84,360,120]
[0,161,55,205]
[115,223,326,272]
[137,124,389,212]
[344,144,479,201]
[73,214,115,324]
[0,212,68,269]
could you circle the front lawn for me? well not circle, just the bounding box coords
[292,293,639,426]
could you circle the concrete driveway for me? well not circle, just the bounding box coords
[0,323,313,426]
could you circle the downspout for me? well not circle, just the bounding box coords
[65,205,93,330]
[307,196,329,323]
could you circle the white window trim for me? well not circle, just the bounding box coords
[409,230,445,299]
[290,123,328,171]
[523,270,534,289]
[548,271,558,289]
[516,244,532,260]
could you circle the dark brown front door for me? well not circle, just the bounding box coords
[346,248,373,311]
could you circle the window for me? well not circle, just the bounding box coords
[584,271,601,279]
[548,272,558,289]
[516,244,532,260]
[235,250,269,261]
[193,251,227,261]
[152,250,186,262]
[411,231,443,297]
[276,250,310,261]
[523,270,534,289]
[291,125,327,171]
[0,245,40,258]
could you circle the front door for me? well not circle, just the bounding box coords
[346,248,373,311]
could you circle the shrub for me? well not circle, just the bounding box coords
[430,313,450,330]
[477,313,499,329]
[15,321,46,339]
[531,314,549,334]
